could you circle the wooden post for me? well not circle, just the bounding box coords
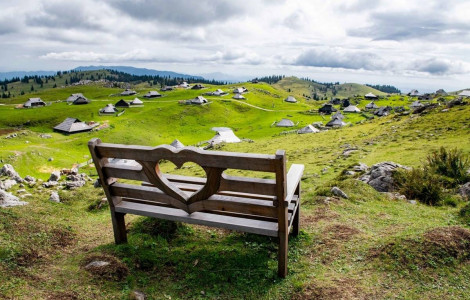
[275,150,288,278]
[293,182,301,237]
[88,138,127,244]
[110,209,127,244]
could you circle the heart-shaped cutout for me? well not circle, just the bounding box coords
[137,158,226,213]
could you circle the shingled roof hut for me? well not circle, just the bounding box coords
[319,104,337,115]
[115,99,130,108]
[276,118,295,127]
[170,139,185,149]
[332,111,344,120]
[232,93,245,100]
[24,98,46,108]
[326,118,346,127]
[364,92,378,99]
[285,96,297,103]
[143,91,161,98]
[343,105,361,113]
[365,102,379,109]
[191,84,205,90]
[99,104,118,115]
[298,125,319,134]
[208,128,241,144]
[130,98,143,106]
[66,93,89,105]
[53,118,93,134]
[410,100,424,108]
[120,89,136,96]
[190,96,208,105]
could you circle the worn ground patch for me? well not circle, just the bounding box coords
[81,254,128,281]
[294,278,365,300]
[323,224,361,241]
[369,226,470,269]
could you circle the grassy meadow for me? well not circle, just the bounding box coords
[1,74,470,299]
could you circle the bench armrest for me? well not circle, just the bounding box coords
[285,164,304,206]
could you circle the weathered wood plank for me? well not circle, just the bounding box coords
[114,201,279,237]
[103,164,277,196]
[285,164,304,206]
[110,183,278,218]
[96,143,277,172]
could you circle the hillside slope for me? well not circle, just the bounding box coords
[273,76,387,100]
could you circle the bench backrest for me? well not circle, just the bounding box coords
[88,138,287,220]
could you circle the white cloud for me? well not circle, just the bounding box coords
[0,0,469,91]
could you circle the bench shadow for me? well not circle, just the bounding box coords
[96,218,294,298]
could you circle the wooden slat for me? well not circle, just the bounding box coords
[285,164,304,205]
[142,181,276,202]
[110,183,278,218]
[103,163,277,197]
[189,195,277,218]
[220,174,276,196]
[114,201,279,237]
[96,143,277,172]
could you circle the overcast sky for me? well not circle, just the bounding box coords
[1,0,469,92]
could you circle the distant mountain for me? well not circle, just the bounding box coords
[73,65,203,80]
[0,71,57,81]
[198,72,251,83]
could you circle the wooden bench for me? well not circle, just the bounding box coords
[88,138,304,277]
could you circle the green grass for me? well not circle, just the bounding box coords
[1,77,470,299]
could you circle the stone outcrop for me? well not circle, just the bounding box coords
[0,189,28,207]
[359,162,410,192]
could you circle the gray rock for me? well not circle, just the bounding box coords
[16,189,26,194]
[39,134,52,139]
[85,261,110,269]
[344,171,356,176]
[24,175,36,183]
[94,179,101,188]
[385,192,407,201]
[0,164,23,183]
[358,162,409,192]
[130,291,146,300]
[331,186,348,199]
[48,171,61,182]
[42,181,58,188]
[0,189,28,207]
[20,193,32,198]
[408,200,417,205]
[49,191,60,203]
[353,163,369,172]
[66,181,86,189]
[1,179,17,190]
[48,157,54,162]
[459,182,470,199]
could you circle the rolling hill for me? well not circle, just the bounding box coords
[273,76,387,100]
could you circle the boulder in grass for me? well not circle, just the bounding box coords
[48,171,61,182]
[0,189,28,207]
[1,164,23,183]
[359,162,410,192]
[331,186,348,199]
[459,182,470,199]
[1,179,17,190]
[50,191,60,203]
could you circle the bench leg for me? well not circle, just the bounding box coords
[292,202,300,237]
[278,231,288,278]
[110,209,127,244]
[293,182,301,237]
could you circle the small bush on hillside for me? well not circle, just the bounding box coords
[394,168,443,206]
[426,147,470,186]
[460,203,470,225]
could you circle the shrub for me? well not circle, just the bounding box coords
[393,168,444,206]
[460,203,470,225]
[426,147,470,185]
